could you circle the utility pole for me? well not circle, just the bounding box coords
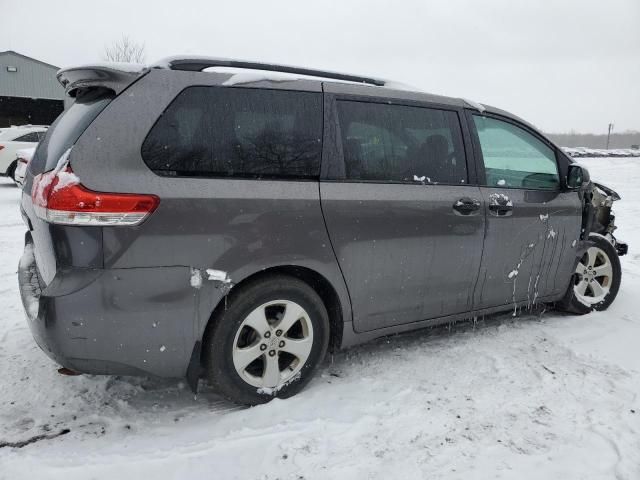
[606,123,614,149]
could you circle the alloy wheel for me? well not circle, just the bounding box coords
[573,246,614,305]
[232,300,314,389]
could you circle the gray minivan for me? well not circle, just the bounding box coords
[18,57,627,405]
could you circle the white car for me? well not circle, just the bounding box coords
[13,147,36,186]
[0,125,47,181]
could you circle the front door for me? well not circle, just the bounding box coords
[468,113,582,313]
[321,97,485,332]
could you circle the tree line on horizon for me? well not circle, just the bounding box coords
[546,131,640,149]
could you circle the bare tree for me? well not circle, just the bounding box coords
[103,35,146,63]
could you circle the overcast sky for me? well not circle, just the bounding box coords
[2,0,638,133]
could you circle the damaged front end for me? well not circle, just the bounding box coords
[582,182,628,256]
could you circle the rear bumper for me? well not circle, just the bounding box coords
[18,234,219,378]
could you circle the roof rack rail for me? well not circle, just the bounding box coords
[152,56,387,87]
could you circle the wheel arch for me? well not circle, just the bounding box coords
[5,159,18,178]
[200,265,346,365]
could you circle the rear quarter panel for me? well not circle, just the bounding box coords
[69,70,352,340]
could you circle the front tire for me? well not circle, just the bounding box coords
[558,234,621,314]
[203,275,330,405]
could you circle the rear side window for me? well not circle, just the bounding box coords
[142,87,323,179]
[335,101,467,184]
[473,115,559,190]
[13,132,40,142]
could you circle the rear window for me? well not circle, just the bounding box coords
[29,89,114,175]
[141,87,323,179]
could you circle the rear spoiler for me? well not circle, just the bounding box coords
[56,63,149,97]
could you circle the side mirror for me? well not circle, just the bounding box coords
[567,164,590,190]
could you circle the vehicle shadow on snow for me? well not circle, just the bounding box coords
[2,308,552,447]
[325,307,555,375]
[110,307,551,401]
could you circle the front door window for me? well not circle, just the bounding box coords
[473,115,559,190]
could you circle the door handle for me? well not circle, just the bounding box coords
[453,197,481,215]
[489,203,513,216]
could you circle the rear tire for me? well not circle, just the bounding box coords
[557,234,621,314]
[203,275,330,405]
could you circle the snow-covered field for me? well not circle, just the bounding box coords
[563,147,640,158]
[1,158,639,479]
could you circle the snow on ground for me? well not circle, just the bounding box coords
[1,158,639,479]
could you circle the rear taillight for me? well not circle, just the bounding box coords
[0,145,4,151]
[31,166,159,226]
